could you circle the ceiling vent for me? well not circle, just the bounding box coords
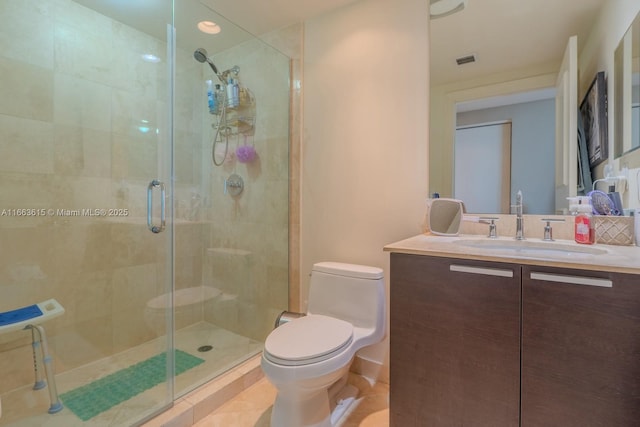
[456,54,476,65]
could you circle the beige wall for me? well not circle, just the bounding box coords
[301,0,430,375]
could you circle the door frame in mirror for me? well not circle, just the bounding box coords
[614,11,640,163]
[429,72,557,200]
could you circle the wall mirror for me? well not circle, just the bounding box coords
[429,0,605,214]
[614,11,640,160]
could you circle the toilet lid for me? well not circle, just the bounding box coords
[264,314,353,366]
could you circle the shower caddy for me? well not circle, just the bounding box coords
[208,68,256,166]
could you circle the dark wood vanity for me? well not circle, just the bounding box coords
[388,247,640,427]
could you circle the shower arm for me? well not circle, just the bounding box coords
[218,66,240,82]
[194,48,239,84]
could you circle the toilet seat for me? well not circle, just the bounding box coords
[264,315,353,366]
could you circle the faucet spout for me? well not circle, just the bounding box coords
[515,190,525,240]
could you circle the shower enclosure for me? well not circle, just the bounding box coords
[0,1,290,425]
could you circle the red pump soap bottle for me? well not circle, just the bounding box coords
[574,197,595,245]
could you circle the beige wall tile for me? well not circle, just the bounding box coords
[54,125,112,177]
[54,73,112,131]
[0,115,54,174]
[0,0,55,68]
[0,57,54,121]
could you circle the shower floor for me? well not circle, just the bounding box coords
[0,322,263,427]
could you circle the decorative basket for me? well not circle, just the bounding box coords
[593,216,635,245]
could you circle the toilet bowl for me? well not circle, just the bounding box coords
[144,286,220,334]
[261,262,385,427]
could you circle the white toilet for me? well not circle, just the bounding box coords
[261,262,386,427]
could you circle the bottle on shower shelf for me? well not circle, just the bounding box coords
[232,79,240,106]
[227,78,241,108]
[214,84,223,113]
[206,80,216,114]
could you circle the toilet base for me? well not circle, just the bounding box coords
[330,383,358,425]
[270,373,358,427]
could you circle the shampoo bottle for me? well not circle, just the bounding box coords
[206,80,216,114]
[574,197,595,245]
[214,84,223,113]
[232,79,240,106]
[226,78,237,108]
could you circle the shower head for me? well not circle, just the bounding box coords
[193,48,219,75]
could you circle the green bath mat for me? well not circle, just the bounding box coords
[60,349,204,421]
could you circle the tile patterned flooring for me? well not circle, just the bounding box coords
[1,320,389,427]
[0,322,261,426]
[194,373,390,427]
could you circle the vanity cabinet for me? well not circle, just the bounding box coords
[390,253,521,426]
[521,265,640,426]
[390,253,640,427]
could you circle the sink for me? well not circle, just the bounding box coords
[454,239,608,258]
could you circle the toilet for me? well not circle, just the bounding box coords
[261,262,386,427]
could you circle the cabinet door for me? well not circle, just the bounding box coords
[390,253,520,427]
[522,266,640,426]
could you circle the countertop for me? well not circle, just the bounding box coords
[384,233,640,275]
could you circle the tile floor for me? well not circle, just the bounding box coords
[194,373,389,427]
[0,322,261,427]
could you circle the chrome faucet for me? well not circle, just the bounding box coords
[515,190,525,240]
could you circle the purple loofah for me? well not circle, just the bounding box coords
[235,145,256,163]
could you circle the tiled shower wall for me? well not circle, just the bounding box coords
[200,35,291,342]
[0,0,291,395]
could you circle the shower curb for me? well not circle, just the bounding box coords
[141,354,263,427]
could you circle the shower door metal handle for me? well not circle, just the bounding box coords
[147,180,166,234]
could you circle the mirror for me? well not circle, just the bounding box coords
[429,0,606,214]
[428,199,464,236]
[614,11,640,159]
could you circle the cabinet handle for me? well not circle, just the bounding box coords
[450,264,514,278]
[530,272,612,288]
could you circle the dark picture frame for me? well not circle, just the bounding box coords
[576,110,593,194]
[579,71,608,168]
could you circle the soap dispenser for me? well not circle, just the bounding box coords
[574,196,595,245]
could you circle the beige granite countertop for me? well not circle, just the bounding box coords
[384,233,640,275]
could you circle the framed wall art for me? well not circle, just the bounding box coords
[579,71,608,168]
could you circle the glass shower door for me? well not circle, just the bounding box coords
[0,0,176,425]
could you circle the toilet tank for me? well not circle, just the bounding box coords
[307,262,385,331]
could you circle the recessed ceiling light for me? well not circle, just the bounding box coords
[198,21,221,35]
